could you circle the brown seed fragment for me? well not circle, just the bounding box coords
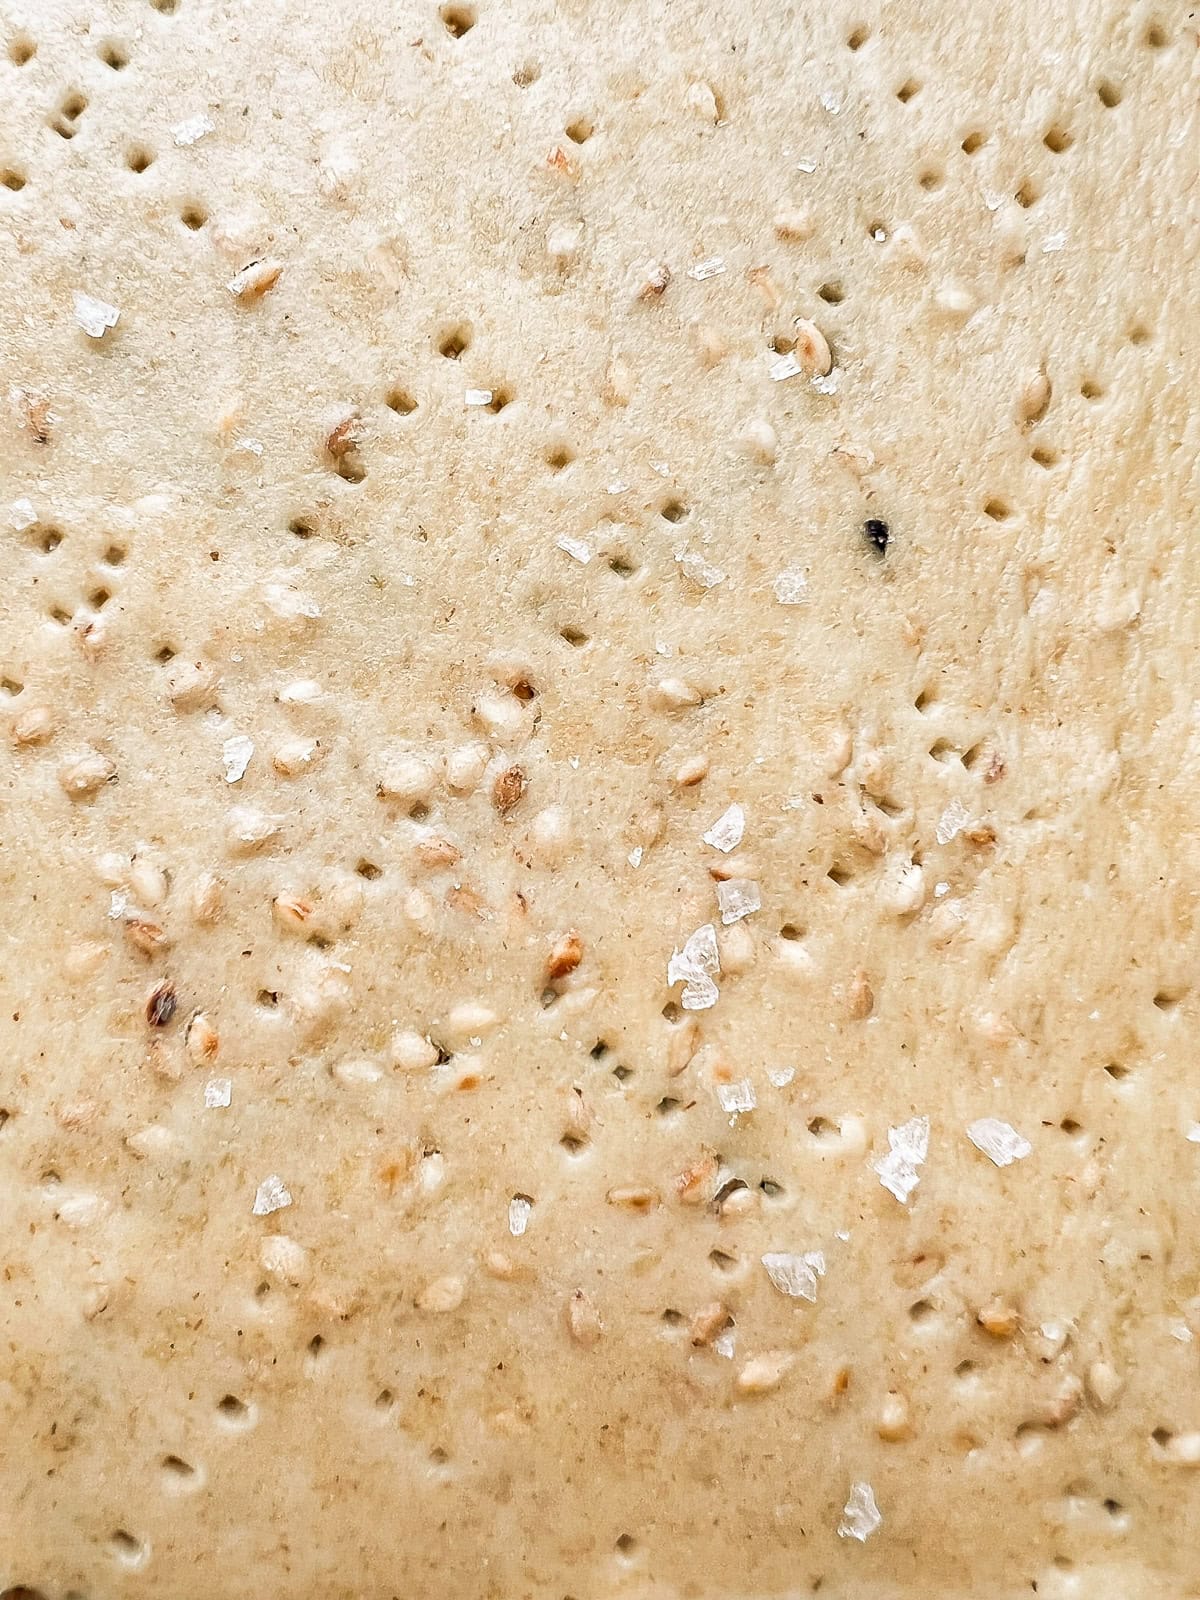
[847,969,874,1019]
[638,259,672,299]
[273,893,314,931]
[492,765,526,815]
[185,1012,220,1064]
[606,1185,660,1212]
[977,1297,1019,1338]
[689,1300,730,1346]
[146,981,177,1028]
[124,916,169,957]
[565,1288,603,1347]
[324,409,363,461]
[674,1148,719,1205]
[13,386,52,443]
[547,930,583,980]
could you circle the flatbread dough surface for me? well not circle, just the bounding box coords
[2,2,1199,1597]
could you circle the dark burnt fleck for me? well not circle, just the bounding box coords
[864,517,890,555]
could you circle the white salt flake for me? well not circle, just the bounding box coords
[252,1174,292,1216]
[651,460,670,477]
[687,256,727,281]
[204,1077,232,1109]
[839,1481,882,1542]
[1042,230,1067,254]
[936,798,970,844]
[773,568,808,603]
[713,1327,737,1359]
[627,846,643,868]
[9,497,36,531]
[810,370,839,395]
[983,189,1006,212]
[1187,1124,1200,1143]
[556,535,592,564]
[508,1195,532,1236]
[717,878,761,924]
[796,157,817,173]
[770,351,804,382]
[73,292,120,339]
[703,803,745,853]
[934,880,950,897]
[464,388,493,406]
[667,922,721,1010]
[235,437,264,456]
[717,1078,756,1115]
[767,1064,795,1088]
[108,890,128,919]
[819,88,843,114]
[172,112,215,146]
[675,549,726,589]
[222,734,255,784]
[1169,1320,1194,1343]
[872,1116,929,1204]
[607,479,630,494]
[762,1250,826,1302]
[967,1117,1032,1167]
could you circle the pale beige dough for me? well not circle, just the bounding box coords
[1,0,1200,1596]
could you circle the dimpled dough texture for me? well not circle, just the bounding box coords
[1,0,1198,1596]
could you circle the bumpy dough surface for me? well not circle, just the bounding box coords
[2,1,1199,1596]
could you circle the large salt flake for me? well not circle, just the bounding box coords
[667,922,720,1011]
[967,1117,1031,1167]
[252,1174,292,1215]
[717,878,761,924]
[871,1116,929,1203]
[703,802,744,853]
[762,1250,826,1302]
[838,1481,882,1542]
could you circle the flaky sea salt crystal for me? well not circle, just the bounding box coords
[796,157,817,173]
[9,497,36,531]
[703,803,744,853]
[651,460,670,477]
[819,88,843,114]
[204,1077,232,1108]
[770,351,803,381]
[172,112,215,146]
[464,388,492,406]
[556,535,592,564]
[108,890,128,919]
[773,568,807,603]
[676,550,726,588]
[73,292,120,339]
[717,1078,756,1114]
[767,1064,795,1088]
[810,370,839,395]
[1042,230,1067,254]
[717,878,761,924]
[872,1116,929,1203]
[713,1327,737,1359]
[627,846,643,867]
[235,437,264,456]
[967,1117,1031,1167]
[838,1482,882,1542]
[222,734,254,783]
[607,479,630,494]
[762,1250,826,1302]
[1187,1124,1200,1143]
[508,1195,532,1236]
[687,256,727,281]
[936,798,970,844]
[667,922,721,1010]
[252,1175,292,1215]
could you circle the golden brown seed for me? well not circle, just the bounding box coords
[12,705,54,746]
[847,969,874,1020]
[689,1301,730,1346]
[674,1149,719,1205]
[415,834,461,869]
[58,749,115,797]
[606,1185,660,1212]
[190,872,224,925]
[976,1298,1019,1339]
[185,1012,220,1065]
[146,981,177,1028]
[492,765,526,815]
[565,1288,603,1347]
[547,930,583,980]
[124,916,169,957]
[273,893,313,931]
[792,318,832,377]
